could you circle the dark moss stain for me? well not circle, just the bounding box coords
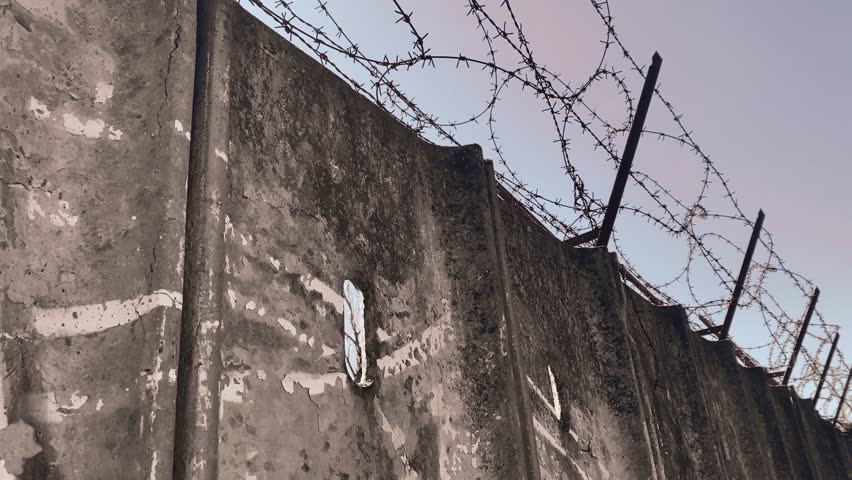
[409,422,440,480]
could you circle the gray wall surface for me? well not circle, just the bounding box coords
[1,1,849,479]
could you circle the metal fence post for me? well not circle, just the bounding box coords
[596,52,662,248]
[782,288,820,385]
[833,367,852,427]
[814,333,839,405]
[719,210,765,340]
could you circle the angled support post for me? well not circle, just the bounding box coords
[596,52,662,248]
[719,210,765,340]
[782,288,820,385]
[814,333,840,405]
[833,367,852,427]
[564,227,600,247]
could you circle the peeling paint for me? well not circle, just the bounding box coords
[280,372,346,396]
[214,148,228,164]
[269,256,280,270]
[31,289,182,338]
[0,422,42,476]
[221,371,248,404]
[301,274,344,314]
[62,391,88,411]
[276,318,297,336]
[376,404,419,479]
[28,96,50,120]
[95,81,114,103]
[107,125,123,140]
[377,322,450,376]
[62,113,105,138]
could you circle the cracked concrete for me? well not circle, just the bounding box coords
[0,0,194,478]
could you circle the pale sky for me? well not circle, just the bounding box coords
[243,0,852,411]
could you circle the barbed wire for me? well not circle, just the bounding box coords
[244,0,849,425]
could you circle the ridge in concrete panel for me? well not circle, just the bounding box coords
[498,198,658,479]
[768,385,823,478]
[0,0,195,478]
[625,297,727,478]
[689,335,773,478]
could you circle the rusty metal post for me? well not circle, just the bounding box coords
[782,288,820,385]
[814,333,840,405]
[833,367,852,427]
[596,52,662,248]
[719,210,765,340]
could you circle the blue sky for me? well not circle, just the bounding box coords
[242,0,852,414]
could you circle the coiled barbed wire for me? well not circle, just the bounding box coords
[244,0,849,425]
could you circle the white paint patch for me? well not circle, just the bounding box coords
[0,352,6,429]
[55,199,79,226]
[62,113,105,138]
[31,289,182,338]
[321,344,335,357]
[377,323,449,376]
[62,391,88,410]
[245,300,256,311]
[149,451,159,480]
[214,148,228,164]
[23,189,46,221]
[527,366,562,420]
[276,318,297,336]
[95,82,114,103]
[377,328,393,342]
[269,257,280,270]
[173,119,184,132]
[227,289,237,309]
[221,371,248,404]
[0,459,14,480]
[301,274,345,314]
[256,370,266,381]
[108,126,123,141]
[224,215,234,239]
[28,97,51,120]
[169,369,177,383]
[533,417,567,457]
[95,399,104,412]
[257,307,265,317]
[280,372,346,396]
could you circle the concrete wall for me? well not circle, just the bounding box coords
[1,1,849,479]
[1,0,194,478]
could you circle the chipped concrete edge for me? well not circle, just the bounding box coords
[482,157,542,480]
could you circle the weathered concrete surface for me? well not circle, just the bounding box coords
[3,1,852,479]
[0,0,194,478]
[192,1,532,478]
[498,196,657,479]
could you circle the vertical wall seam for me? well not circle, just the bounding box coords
[173,0,229,478]
[482,159,542,480]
